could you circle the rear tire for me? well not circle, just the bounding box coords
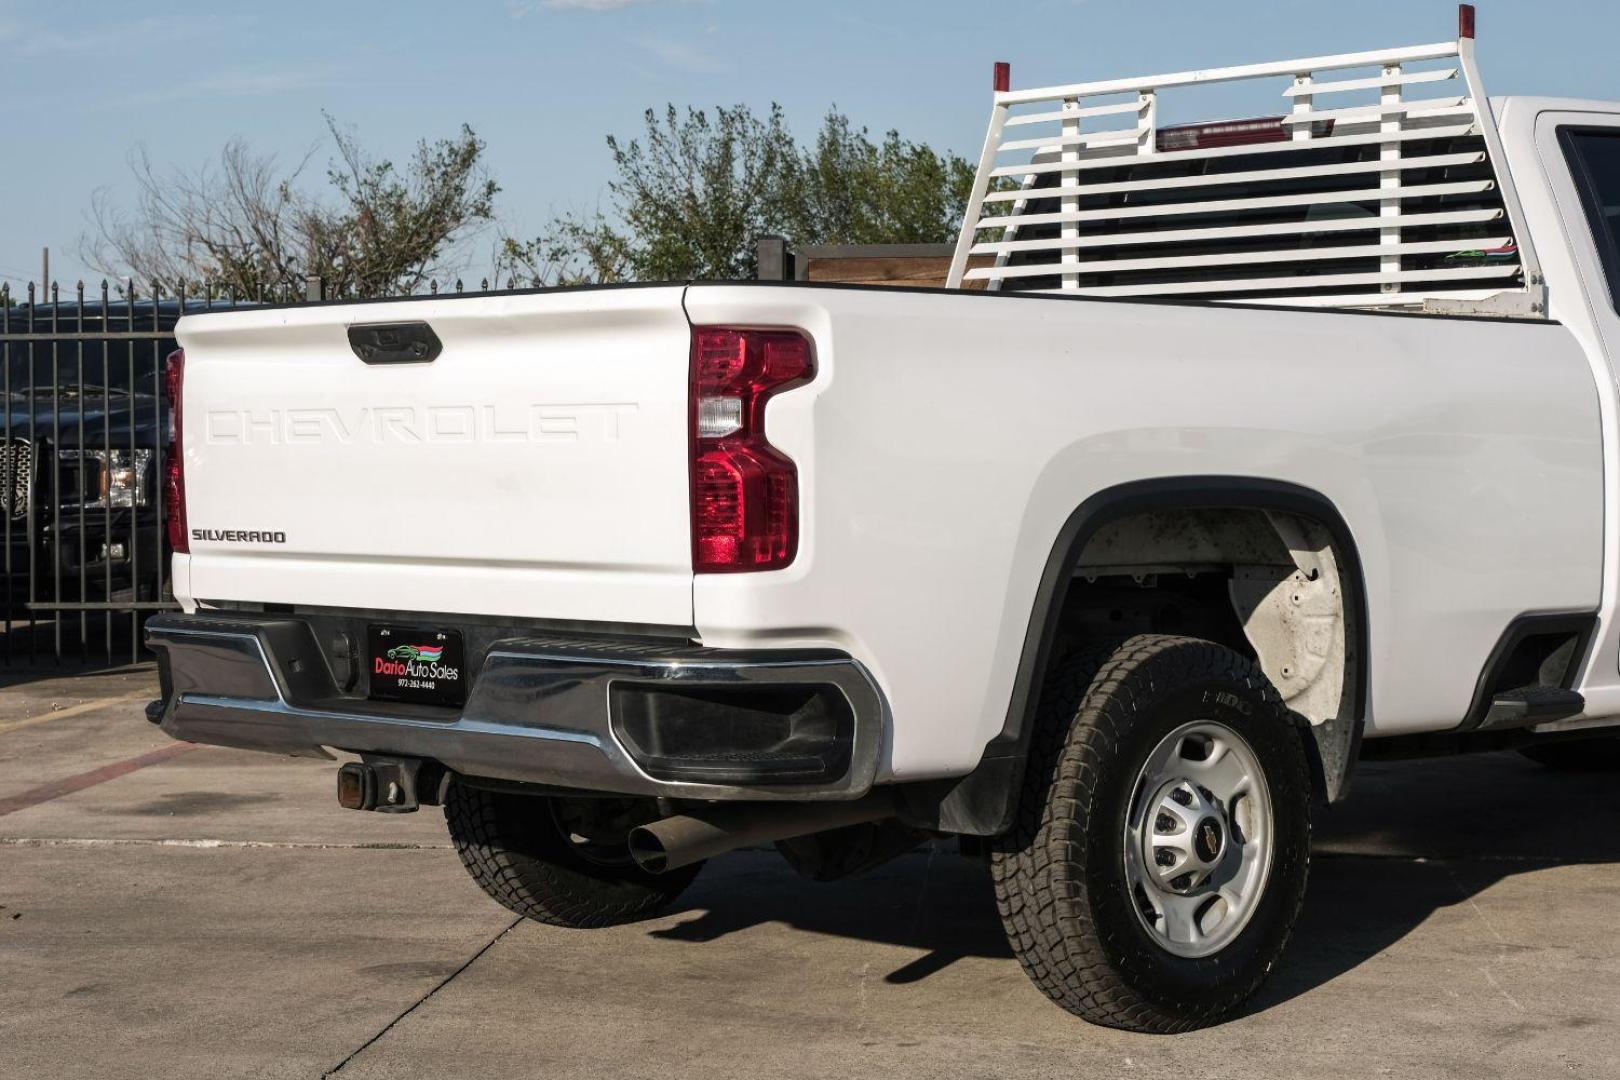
[992,634,1312,1033]
[1520,737,1620,772]
[445,783,700,928]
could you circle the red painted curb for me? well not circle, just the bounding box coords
[0,743,197,818]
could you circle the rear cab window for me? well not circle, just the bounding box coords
[1561,127,1620,312]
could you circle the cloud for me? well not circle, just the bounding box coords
[0,13,242,56]
[634,36,723,73]
[99,64,340,110]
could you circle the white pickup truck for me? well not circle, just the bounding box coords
[146,7,1620,1032]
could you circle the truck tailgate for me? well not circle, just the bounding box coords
[173,286,694,628]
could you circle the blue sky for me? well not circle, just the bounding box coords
[1,0,1617,287]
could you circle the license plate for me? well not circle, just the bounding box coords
[368,624,466,707]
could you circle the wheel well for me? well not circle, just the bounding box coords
[1058,507,1359,747]
[916,480,1368,838]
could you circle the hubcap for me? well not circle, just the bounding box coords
[1123,720,1273,959]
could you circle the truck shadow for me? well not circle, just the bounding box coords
[1246,750,1618,1017]
[650,750,1619,1012]
[649,835,1012,981]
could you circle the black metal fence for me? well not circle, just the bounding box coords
[0,275,518,667]
[6,281,233,665]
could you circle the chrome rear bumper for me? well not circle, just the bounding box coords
[145,612,885,801]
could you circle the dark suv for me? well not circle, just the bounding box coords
[1,298,205,614]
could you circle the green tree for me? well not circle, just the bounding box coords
[502,104,976,286]
[782,111,976,247]
[84,114,498,298]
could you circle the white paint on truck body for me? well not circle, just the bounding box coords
[1509,100,1620,722]
[684,284,1602,779]
[173,286,694,629]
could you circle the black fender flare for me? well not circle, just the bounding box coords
[914,476,1370,837]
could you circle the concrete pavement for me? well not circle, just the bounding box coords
[1,662,1616,1078]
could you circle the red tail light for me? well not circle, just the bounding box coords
[689,327,813,572]
[163,349,188,554]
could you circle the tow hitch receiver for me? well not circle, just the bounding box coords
[336,757,428,813]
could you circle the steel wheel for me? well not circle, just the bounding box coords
[994,636,1311,1030]
[1124,720,1274,959]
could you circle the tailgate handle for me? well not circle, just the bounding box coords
[348,322,443,365]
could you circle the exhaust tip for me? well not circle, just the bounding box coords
[627,826,671,874]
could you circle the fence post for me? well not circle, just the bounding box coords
[304,275,326,303]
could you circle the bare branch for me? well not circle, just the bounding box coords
[81,120,500,298]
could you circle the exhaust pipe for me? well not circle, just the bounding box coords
[628,791,898,874]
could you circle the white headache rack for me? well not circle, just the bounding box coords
[946,4,1546,315]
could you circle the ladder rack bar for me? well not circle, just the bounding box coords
[1004,100,1147,127]
[967,209,1505,254]
[1457,24,1544,288]
[1282,67,1458,97]
[1278,98,1468,125]
[980,151,1486,202]
[972,179,1495,230]
[994,41,1460,106]
[965,237,1514,280]
[987,122,1479,178]
[1028,263,1519,298]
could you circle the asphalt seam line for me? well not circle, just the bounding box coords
[322,915,525,1077]
[0,837,453,850]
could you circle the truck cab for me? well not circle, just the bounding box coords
[1495,98,1620,725]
